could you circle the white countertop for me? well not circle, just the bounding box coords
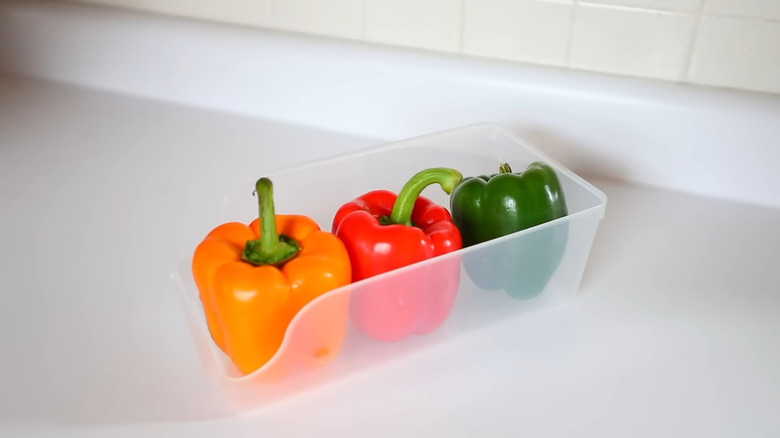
[1,2,780,436]
[3,72,780,438]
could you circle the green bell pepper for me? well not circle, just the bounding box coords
[449,161,569,299]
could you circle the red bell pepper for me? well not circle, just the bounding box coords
[332,167,463,342]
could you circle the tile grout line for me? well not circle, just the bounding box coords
[267,0,275,29]
[680,1,706,83]
[698,11,780,23]
[565,0,579,67]
[360,0,366,40]
[577,1,699,14]
[458,0,466,53]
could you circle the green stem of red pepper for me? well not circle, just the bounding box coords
[242,177,301,266]
[387,167,463,227]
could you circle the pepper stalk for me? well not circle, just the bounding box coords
[242,177,301,266]
[387,167,463,227]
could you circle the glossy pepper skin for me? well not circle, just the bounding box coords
[192,178,351,375]
[332,168,463,342]
[450,162,568,299]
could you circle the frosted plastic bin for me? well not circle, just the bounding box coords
[171,123,607,410]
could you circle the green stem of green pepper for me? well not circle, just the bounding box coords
[388,168,463,227]
[242,177,301,266]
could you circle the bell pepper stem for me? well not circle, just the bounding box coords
[389,167,463,227]
[242,178,301,266]
[499,162,512,174]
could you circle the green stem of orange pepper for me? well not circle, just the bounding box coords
[242,178,301,266]
[387,167,463,226]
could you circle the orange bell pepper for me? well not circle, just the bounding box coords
[192,178,351,375]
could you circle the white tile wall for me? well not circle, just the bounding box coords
[69,0,780,95]
[463,0,574,67]
[271,0,362,39]
[570,5,696,80]
[689,15,780,94]
[705,0,780,20]
[582,0,703,13]
[363,0,461,52]
[75,0,272,27]
[203,1,271,27]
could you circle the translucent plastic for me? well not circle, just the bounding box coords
[171,124,607,409]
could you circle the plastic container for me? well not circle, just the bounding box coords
[171,123,607,410]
